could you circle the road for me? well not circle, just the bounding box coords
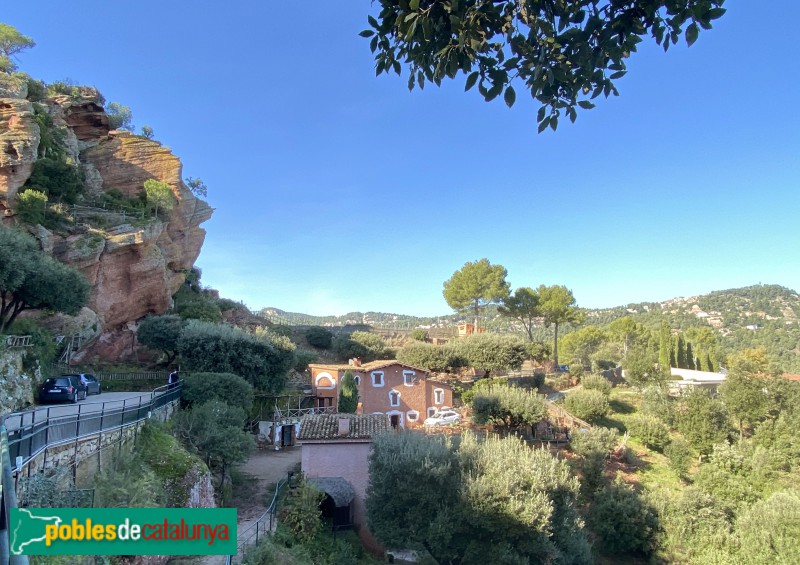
[2,391,164,431]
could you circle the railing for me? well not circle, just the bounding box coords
[1,425,28,565]
[3,336,32,348]
[226,478,286,564]
[273,405,336,421]
[2,381,182,474]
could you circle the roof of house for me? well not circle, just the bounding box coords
[308,360,430,374]
[298,413,388,441]
[307,477,355,507]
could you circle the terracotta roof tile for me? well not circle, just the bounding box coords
[298,413,388,441]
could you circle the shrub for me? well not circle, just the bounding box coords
[8,318,57,372]
[15,189,47,225]
[735,490,800,563]
[570,426,618,457]
[565,389,610,423]
[338,371,359,413]
[471,384,547,431]
[293,349,318,372]
[178,320,295,392]
[627,414,670,452]
[588,480,659,556]
[137,314,184,364]
[106,102,133,130]
[581,374,612,396]
[304,327,333,349]
[452,333,528,373]
[665,437,692,478]
[181,372,255,414]
[278,477,325,544]
[396,341,467,372]
[410,328,428,341]
[461,376,508,405]
[24,157,85,204]
[332,330,389,362]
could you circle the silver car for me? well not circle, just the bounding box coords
[424,409,462,427]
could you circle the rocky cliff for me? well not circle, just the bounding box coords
[0,74,212,362]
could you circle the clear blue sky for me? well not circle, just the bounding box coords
[6,1,799,316]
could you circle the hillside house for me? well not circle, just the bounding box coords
[308,360,453,428]
[298,413,388,544]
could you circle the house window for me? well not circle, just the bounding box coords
[371,371,384,387]
[353,375,361,386]
[427,407,438,418]
[402,370,415,386]
[434,388,445,405]
[389,390,401,407]
[407,410,419,422]
[315,372,336,390]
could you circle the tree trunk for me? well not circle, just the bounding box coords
[474,300,480,332]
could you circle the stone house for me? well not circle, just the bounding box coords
[298,413,388,547]
[308,360,453,428]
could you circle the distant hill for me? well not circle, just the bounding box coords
[261,284,800,371]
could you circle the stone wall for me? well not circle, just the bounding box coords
[0,347,39,414]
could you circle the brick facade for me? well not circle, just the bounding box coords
[309,360,453,428]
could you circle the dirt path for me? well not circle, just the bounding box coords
[185,447,302,565]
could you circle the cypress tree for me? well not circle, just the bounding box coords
[685,341,695,370]
[658,322,672,370]
[339,370,359,413]
[675,334,687,369]
[707,351,716,373]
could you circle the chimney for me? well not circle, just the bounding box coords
[352,357,362,367]
[337,418,350,436]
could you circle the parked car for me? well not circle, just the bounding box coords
[424,409,462,427]
[73,373,101,395]
[38,376,88,404]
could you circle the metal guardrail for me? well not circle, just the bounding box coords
[1,425,28,565]
[2,382,182,474]
[226,478,286,565]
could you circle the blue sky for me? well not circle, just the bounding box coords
[6,1,799,316]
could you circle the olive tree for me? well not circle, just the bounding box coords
[0,226,90,332]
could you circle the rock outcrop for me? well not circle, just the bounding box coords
[0,77,213,362]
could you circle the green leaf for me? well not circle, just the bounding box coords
[393,60,402,75]
[538,117,550,133]
[370,35,379,53]
[610,71,626,80]
[686,23,699,47]
[465,71,479,91]
[549,116,558,131]
[359,30,375,38]
[577,100,595,110]
[537,106,546,123]
[410,0,420,11]
[503,86,516,108]
[368,15,379,28]
[707,8,726,20]
[408,73,415,91]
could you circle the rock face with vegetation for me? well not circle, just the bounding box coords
[0,72,212,362]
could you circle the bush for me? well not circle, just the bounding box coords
[397,341,467,372]
[24,157,85,204]
[137,314,184,364]
[178,320,295,392]
[452,333,528,373]
[626,414,670,452]
[106,102,133,130]
[338,371,359,413]
[665,437,692,478]
[181,372,255,414]
[410,328,428,341]
[461,376,507,405]
[15,189,47,225]
[304,327,333,349]
[471,384,547,431]
[570,426,618,457]
[332,330,390,362]
[588,481,660,556]
[293,349,318,372]
[8,318,57,372]
[735,490,800,563]
[581,374,612,396]
[565,389,610,423]
[279,477,325,544]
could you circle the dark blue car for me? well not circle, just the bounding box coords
[38,376,88,404]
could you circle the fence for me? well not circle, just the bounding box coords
[2,382,182,474]
[226,478,286,564]
[3,336,32,349]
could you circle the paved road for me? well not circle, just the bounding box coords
[3,391,164,431]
